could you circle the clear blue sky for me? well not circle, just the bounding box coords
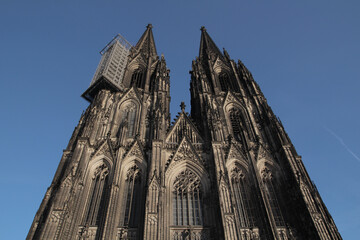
[0,1,359,239]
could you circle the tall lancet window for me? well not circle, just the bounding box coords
[130,69,144,89]
[219,72,231,92]
[121,103,137,137]
[84,163,109,226]
[230,164,255,227]
[261,167,285,226]
[124,165,142,227]
[172,170,203,226]
[229,108,243,143]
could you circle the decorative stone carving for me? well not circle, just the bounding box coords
[93,163,109,180]
[126,165,141,182]
[239,228,260,240]
[173,140,195,162]
[260,167,273,181]
[148,215,157,224]
[127,141,144,159]
[61,174,72,188]
[226,144,247,164]
[173,169,200,193]
[121,88,140,103]
[49,210,63,223]
[230,165,245,182]
[92,140,113,160]
[171,228,209,240]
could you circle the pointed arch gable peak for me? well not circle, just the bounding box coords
[118,87,142,106]
[91,139,116,163]
[123,139,146,163]
[165,112,204,144]
[148,173,160,187]
[223,91,245,110]
[173,136,203,162]
[256,144,274,162]
[165,136,205,175]
[127,53,147,70]
[213,56,231,74]
[225,144,248,170]
[256,145,280,173]
[150,58,159,69]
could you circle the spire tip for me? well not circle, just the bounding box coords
[147,23,153,29]
[200,26,206,32]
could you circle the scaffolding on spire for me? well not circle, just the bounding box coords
[83,34,132,102]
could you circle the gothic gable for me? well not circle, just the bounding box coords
[165,112,203,144]
[213,56,231,73]
[150,58,159,70]
[128,53,147,69]
[225,142,248,168]
[119,86,142,104]
[148,171,160,188]
[223,91,244,110]
[91,138,116,162]
[256,144,274,162]
[123,139,146,162]
[165,136,205,173]
[255,144,282,179]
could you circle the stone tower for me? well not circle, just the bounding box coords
[27,25,342,240]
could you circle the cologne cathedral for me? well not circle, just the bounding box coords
[27,25,341,240]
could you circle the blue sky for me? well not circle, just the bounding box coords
[0,0,359,239]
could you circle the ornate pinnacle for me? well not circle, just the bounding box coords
[200,26,206,32]
[147,23,153,29]
[180,102,186,112]
[223,48,230,59]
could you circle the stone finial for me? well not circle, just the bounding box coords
[200,26,207,32]
[180,102,186,112]
[147,23,153,29]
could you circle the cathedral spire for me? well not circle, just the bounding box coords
[134,24,157,57]
[199,26,223,60]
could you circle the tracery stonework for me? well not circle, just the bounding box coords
[93,163,109,180]
[173,170,200,192]
[230,165,245,182]
[27,25,342,240]
[126,165,141,182]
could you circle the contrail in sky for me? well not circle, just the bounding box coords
[324,126,360,163]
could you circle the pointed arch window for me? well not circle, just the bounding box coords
[84,163,109,226]
[219,72,230,92]
[219,72,229,92]
[130,69,144,89]
[261,167,285,226]
[229,108,243,143]
[124,165,142,227]
[172,170,203,226]
[230,165,255,227]
[121,103,137,137]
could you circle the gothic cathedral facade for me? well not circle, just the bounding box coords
[27,25,342,240]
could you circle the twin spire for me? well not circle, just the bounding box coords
[134,24,157,57]
[134,24,222,60]
[199,26,224,60]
